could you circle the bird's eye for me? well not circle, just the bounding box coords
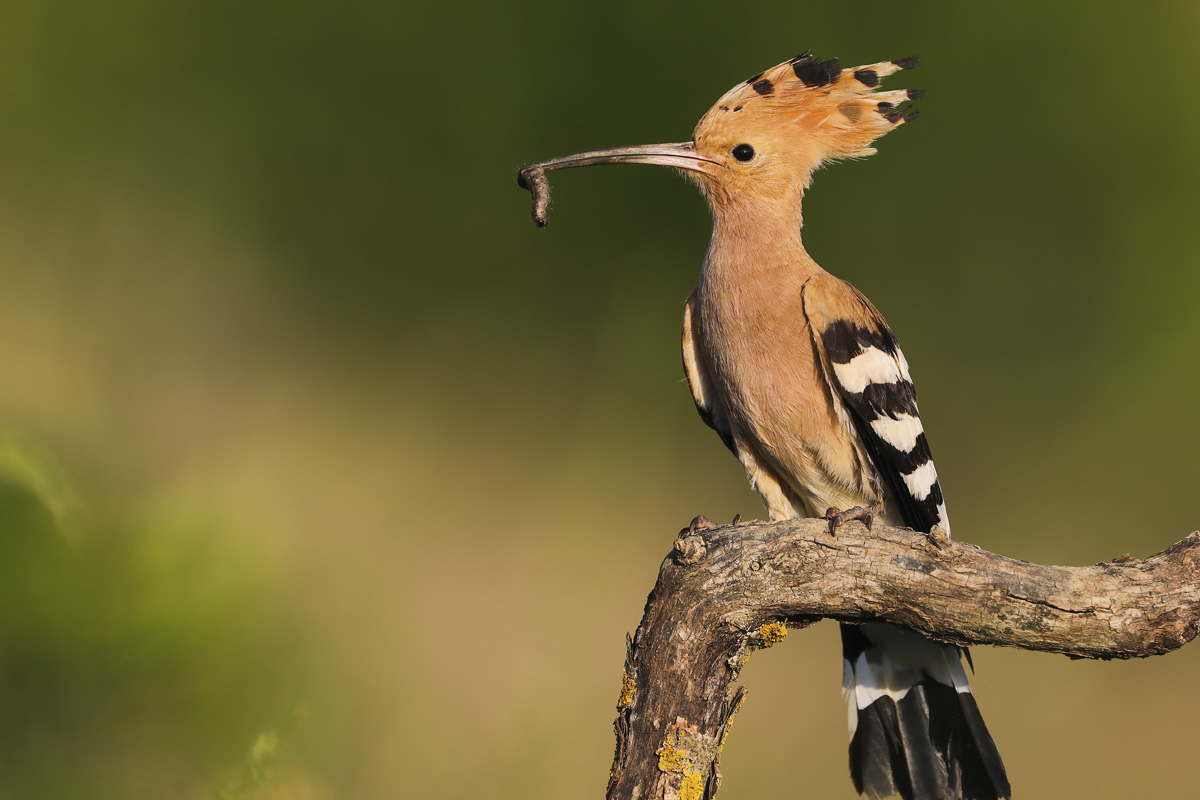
[731,143,755,162]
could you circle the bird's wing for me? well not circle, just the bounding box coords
[682,288,736,456]
[805,275,1007,797]
[801,272,949,535]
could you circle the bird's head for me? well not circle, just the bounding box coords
[518,52,923,225]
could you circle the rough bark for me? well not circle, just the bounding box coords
[605,518,1200,800]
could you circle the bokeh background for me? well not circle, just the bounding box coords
[0,1,1198,798]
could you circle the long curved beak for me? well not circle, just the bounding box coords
[517,141,720,227]
[519,141,718,177]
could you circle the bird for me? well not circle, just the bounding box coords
[518,52,1010,800]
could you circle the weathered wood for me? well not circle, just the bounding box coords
[606,518,1200,800]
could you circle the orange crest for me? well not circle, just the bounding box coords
[692,52,923,186]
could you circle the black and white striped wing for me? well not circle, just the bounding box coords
[803,274,1010,800]
[802,274,949,535]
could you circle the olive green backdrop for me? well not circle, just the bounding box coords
[0,1,1197,798]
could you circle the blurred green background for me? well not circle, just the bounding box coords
[0,1,1197,798]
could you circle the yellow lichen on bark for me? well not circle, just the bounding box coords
[657,728,717,799]
[678,770,704,800]
[758,622,788,646]
[617,669,636,707]
[657,743,688,773]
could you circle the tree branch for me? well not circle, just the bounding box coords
[605,518,1200,800]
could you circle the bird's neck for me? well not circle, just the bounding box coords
[701,192,822,287]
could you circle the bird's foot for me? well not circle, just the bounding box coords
[925,524,950,549]
[680,514,743,536]
[822,503,883,536]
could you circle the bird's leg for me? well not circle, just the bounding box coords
[823,503,883,536]
[731,513,742,525]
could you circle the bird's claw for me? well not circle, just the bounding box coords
[680,514,742,536]
[823,504,882,536]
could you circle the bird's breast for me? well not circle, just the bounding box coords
[694,272,877,514]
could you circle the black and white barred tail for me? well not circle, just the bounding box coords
[842,624,1010,800]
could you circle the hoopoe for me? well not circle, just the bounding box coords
[519,52,1010,800]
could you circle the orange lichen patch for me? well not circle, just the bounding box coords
[657,743,689,773]
[617,669,636,708]
[655,726,724,798]
[758,622,788,646]
[679,770,705,800]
